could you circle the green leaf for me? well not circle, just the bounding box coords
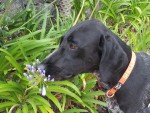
[38,106,48,113]
[28,88,39,96]
[31,95,50,107]
[0,93,16,102]
[62,108,88,113]
[5,56,22,75]
[46,93,62,112]
[39,106,54,113]
[50,81,81,95]
[17,41,29,62]
[8,30,41,45]
[22,103,28,113]
[39,106,51,113]
[12,9,29,20]
[84,78,97,92]
[26,99,37,113]
[83,91,105,97]
[9,104,20,113]
[120,13,125,23]
[0,84,23,94]
[135,6,142,14]
[0,102,16,111]
[47,86,84,105]
[45,26,54,39]
[15,108,22,113]
[62,95,66,111]
[0,48,23,74]
[45,106,55,113]
[8,0,57,35]
[40,11,48,39]
[82,98,107,107]
[32,15,44,31]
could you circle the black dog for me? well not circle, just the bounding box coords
[38,19,150,113]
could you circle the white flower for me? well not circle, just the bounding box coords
[36,59,40,64]
[44,78,47,82]
[41,85,46,96]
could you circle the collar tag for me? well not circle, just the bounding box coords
[115,83,122,90]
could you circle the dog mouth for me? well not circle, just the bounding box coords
[49,74,74,81]
[37,64,73,80]
[62,74,74,79]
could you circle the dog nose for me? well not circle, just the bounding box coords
[37,64,46,70]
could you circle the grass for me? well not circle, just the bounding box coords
[0,0,149,112]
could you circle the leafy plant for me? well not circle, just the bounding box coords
[97,0,150,52]
[0,81,54,113]
[0,59,105,113]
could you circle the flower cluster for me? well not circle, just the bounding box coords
[23,59,54,96]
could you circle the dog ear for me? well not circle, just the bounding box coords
[98,31,131,84]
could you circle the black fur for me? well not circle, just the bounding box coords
[39,19,150,113]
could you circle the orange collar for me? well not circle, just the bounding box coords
[106,52,136,98]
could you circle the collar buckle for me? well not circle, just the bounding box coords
[114,83,122,90]
[106,83,122,98]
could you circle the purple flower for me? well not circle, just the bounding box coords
[24,59,55,95]
[37,68,42,74]
[26,64,31,70]
[28,75,32,79]
[26,75,32,80]
[42,70,45,74]
[40,72,45,77]
[51,78,54,82]
[31,67,35,73]
[24,63,54,83]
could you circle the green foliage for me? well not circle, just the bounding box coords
[47,75,106,113]
[0,76,104,113]
[0,0,149,113]
[73,0,150,51]
[0,81,53,113]
[98,0,150,51]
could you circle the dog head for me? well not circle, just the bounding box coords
[38,19,131,82]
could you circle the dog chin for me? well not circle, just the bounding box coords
[50,74,75,81]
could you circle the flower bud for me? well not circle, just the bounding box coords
[44,78,47,82]
[41,85,46,96]
[51,78,54,82]
[36,59,40,64]
[23,73,28,77]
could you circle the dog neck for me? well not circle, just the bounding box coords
[98,34,132,91]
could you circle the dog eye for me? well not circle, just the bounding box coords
[69,43,77,49]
